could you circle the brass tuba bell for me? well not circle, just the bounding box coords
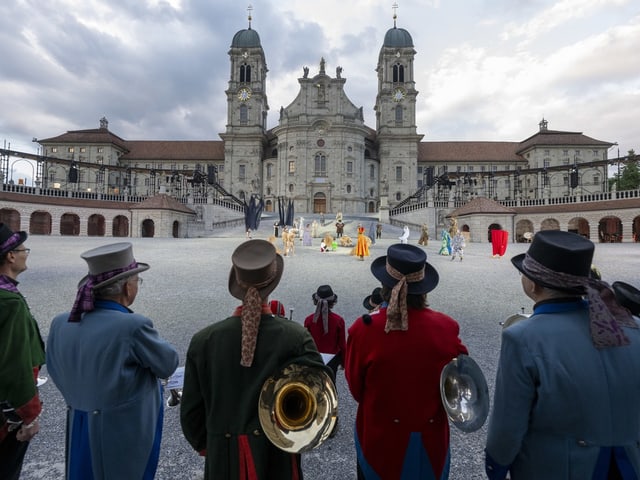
[258,364,338,453]
[440,354,489,433]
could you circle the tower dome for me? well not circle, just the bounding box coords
[231,28,261,48]
[383,27,413,48]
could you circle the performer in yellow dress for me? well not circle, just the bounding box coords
[355,223,370,261]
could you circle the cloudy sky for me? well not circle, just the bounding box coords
[1,0,639,182]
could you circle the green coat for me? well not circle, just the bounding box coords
[180,313,330,479]
[0,288,45,432]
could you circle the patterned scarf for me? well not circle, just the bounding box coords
[384,263,425,333]
[0,274,19,294]
[68,261,139,322]
[312,292,337,334]
[234,262,279,367]
[522,254,638,348]
[0,233,22,255]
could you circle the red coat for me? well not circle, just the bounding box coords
[345,306,468,479]
[303,311,346,365]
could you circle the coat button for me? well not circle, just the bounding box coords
[92,410,100,415]
[429,419,434,423]
[224,433,231,438]
[577,440,587,446]
[393,419,400,423]
[253,429,261,436]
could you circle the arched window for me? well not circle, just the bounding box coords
[369,164,375,180]
[314,154,327,176]
[240,64,251,82]
[393,64,404,83]
[240,105,248,125]
[395,105,403,124]
[266,163,273,180]
[346,185,352,194]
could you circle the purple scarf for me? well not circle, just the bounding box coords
[68,261,139,322]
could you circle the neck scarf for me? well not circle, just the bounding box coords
[0,274,19,294]
[313,293,337,334]
[522,254,638,348]
[68,261,139,322]
[385,263,425,333]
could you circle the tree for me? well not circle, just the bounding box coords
[617,149,640,191]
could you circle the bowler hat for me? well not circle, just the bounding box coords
[371,243,439,295]
[612,281,640,316]
[363,287,383,310]
[229,239,284,300]
[79,242,150,289]
[511,230,594,291]
[0,223,27,256]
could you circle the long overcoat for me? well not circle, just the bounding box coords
[180,313,330,479]
[486,300,640,479]
[47,302,179,479]
[345,306,468,479]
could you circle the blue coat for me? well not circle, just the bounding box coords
[47,301,179,480]
[486,300,640,479]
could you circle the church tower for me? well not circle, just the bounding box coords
[374,5,423,208]
[220,6,269,201]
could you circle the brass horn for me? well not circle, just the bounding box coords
[440,354,489,433]
[258,364,338,453]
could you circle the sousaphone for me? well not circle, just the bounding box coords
[258,364,337,453]
[440,354,489,433]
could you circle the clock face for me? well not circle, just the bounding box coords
[238,87,252,102]
[393,88,406,102]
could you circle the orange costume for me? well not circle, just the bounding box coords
[355,225,369,260]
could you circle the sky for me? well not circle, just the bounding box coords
[1,0,639,183]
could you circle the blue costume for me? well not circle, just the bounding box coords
[47,301,179,479]
[486,300,640,479]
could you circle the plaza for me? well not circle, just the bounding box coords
[17,222,637,479]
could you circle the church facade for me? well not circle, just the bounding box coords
[30,18,615,219]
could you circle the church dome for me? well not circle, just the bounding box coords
[231,28,261,48]
[383,27,413,48]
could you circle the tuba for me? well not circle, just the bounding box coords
[440,354,489,433]
[612,281,640,316]
[500,307,531,329]
[258,364,338,453]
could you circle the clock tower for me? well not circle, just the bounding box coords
[220,6,269,202]
[374,6,423,208]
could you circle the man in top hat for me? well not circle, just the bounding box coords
[485,230,640,479]
[0,223,45,480]
[46,242,179,480]
[345,243,468,479]
[180,239,330,479]
[304,285,347,377]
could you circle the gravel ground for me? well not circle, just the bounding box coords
[15,221,638,479]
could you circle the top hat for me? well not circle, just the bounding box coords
[0,223,27,256]
[612,281,640,316]
[371,243,439,295]
[79,242,150,289]
[363,287,383,310]
[511,230,594,291]
[229,239,284,300]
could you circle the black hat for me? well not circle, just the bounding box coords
[316,285,335,299]
[612,281,640,316]
[363,287,383,310]
[0,223,27,256]
[511,230,594,292]
[371,243,439,295]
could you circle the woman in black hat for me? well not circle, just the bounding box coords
[345,243,468,480]
[485,230,640,479]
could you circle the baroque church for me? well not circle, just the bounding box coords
[28,13,615,227]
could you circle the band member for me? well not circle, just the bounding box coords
[47,242,179,479]
[486,230,640,479]
[180,240,330,479]
[0,224,45,480]
[346,244,468,479]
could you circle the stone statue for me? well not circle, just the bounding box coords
[303,66,309,78]
[336,66,342,78]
